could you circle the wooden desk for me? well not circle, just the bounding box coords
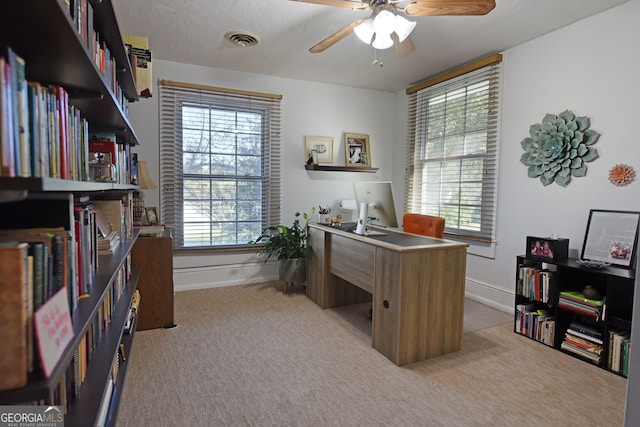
[306,223,468,366]
[131,236,175,330]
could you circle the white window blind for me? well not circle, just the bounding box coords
[406,57,501,242]
[158,80,282,249]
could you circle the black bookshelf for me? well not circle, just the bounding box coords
[515,255,635,377]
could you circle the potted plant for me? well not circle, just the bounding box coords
[250,210,314,286]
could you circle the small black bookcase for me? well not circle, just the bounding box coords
[515,255,634,377]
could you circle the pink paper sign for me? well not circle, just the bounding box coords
[34,287,74,377]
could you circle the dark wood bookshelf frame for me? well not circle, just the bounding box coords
[0,0,145,423]
[0,234,140,404]
[0,177,139,193]
[0,0,140,144]
[304,164,379,172]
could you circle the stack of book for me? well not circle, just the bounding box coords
[97,231,120,255]
[515,302,555,346]
[558,290,604,320]
[608,329,631,375]
[138,224,165,237]
[561,321,603,363]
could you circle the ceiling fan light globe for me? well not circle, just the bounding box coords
[394,15,416,42]
[372,33,394,50]
[354,18,375,44]
[372,10,396,35]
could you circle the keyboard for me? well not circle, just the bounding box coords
[317,222,357,232]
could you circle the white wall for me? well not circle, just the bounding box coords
[127,61,396,290]
[452,0,640,311]
[128,1,640,300]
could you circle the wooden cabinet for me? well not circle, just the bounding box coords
[132,236,175,330]
[0,1,143,425]
[515,255,635,377]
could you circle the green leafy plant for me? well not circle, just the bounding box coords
[249,210,315,264]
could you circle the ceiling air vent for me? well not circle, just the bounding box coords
[224,31,261,48]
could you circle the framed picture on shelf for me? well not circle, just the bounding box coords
[344,133,371,168]
[581,209,640,268]
[305,136,333,163]
[526,236,568,262]
[145,207,159,225]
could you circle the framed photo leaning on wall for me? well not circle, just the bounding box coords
[145,207,159,225]
[344,133,371,168]
[305,136,333,163]
[581,209,640,268]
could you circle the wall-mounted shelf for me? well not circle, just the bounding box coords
[304,164,379,173]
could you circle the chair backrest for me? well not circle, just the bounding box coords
[402,213,445,238]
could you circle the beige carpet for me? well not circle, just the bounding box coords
[116,283,626,426]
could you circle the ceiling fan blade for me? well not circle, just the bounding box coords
[309,19,365,53]
[392,33,416,57]
[290,0,369,10]
[404,0,496,16]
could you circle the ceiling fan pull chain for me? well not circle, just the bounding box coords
[372,48,384,67]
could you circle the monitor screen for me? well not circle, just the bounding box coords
[352,181,398,228]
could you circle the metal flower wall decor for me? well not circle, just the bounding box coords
[520,110,600,186]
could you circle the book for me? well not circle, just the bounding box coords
[123,34,152,97]
[138,224,165,237]
[0,47,16,176]
[566,327,603,345]
[93,199,125,240]
[54,85,69,179]
[14,53,30,177]
[0,242,28,391]
[27,81,42,177]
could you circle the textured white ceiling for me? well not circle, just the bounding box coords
[112,0,629,92]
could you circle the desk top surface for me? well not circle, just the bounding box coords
[310,222,468,252]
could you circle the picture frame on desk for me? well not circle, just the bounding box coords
[145,207,159,224]
[526,236,568,262]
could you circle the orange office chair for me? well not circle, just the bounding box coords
[403,213,445,238]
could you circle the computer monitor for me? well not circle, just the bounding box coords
[352,181,399,228]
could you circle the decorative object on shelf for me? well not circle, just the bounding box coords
[89,152,117,182]
[583,284,602,300]
[133,160,157,225]
[305,136,333,163]
[576,259,611,269]
[581,209,640,268]
[608,163,635,186]
[520,110,600,186]
[249,209,315,293]
[526,236,569,262]
[344,133,371,168]
[145,207,159,225]
[318,205,332,224]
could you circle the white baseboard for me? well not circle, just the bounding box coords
[173,262,277,292]
[464,277,514,314]
[173,264,515,316]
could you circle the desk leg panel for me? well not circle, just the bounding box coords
[306,227,326,307]
[373,247,467,366]
[308,228,372,309]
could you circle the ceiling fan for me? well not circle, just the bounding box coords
[291,0,496,57]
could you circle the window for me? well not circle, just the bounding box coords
[159,80,282,249]
[406,55,502,242]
